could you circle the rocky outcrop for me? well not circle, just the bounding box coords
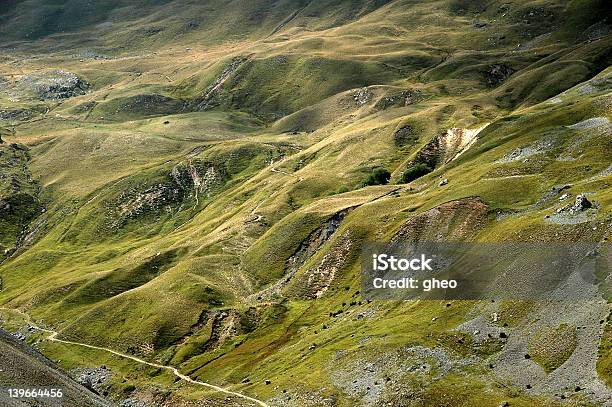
[545,193,599,225]
[250,210,348,302]
[572,194,592,212]
[375,89,422,110]
[105,161,227,230]
[353,87,372,107]
[71,366,112,393]
[484,64,514,87]
[17,70,88,100]
[195,57,248,110]
[392,197,489,243]
[402,124,489,181]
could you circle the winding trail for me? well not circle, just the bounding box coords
[0,308,269,407]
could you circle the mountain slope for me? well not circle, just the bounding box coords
[0,1,611,406]
[0,328,111,407]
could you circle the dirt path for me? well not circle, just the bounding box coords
[0,308,269,407]
[271,166,303,181]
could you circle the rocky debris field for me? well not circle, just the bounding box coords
[14,70,88,100]
[545,193,599,224]
[70,366,113,393]
[0,1,610,406]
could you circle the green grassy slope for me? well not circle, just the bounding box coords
[0,0,611,406]
[0,142,41,262]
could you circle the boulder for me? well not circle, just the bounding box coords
[571,194,592,212]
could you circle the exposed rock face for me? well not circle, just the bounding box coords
[71,366,112,392]
[393,125,417,147]
[353,87,372,107]
[392,198,489,243]
[571,194,592,212]
[406,124,489,174]
[251,210,348,301]
[553,193,594,215]
[484,64,514,87]
[184,310,242,352]
[196,57,248,110]
[304,231,352,298]
[439,126,487,163]
[17,70,88,100]
[105,161,226,230]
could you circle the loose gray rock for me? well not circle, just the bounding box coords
[570,194,592,213]
[499,139,555,163]
[70,366,112,392]
[17,70,88,100]
[567,117,610,130]
[119,399,147,407]
[353,87,372,107]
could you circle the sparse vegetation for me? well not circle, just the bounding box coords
[598,313,612,387]
[529,324,578,373]
[0,0,610,406]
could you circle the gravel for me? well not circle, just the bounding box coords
[566,117,610,130]
[589,164,612,181]
[329,345,478,406]
[493,299,611,405]
[119,398,148,407]
[498,138,555,163]
[460,287,612,405]
[70,366,112,392]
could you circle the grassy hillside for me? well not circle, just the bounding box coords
[0,0,611,406]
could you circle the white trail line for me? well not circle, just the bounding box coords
[0,308,269,407]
